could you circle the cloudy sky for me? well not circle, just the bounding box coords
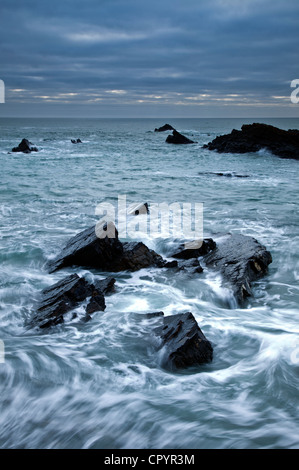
[0,0,299,117]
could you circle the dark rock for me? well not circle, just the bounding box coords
[93,277,116,295]
[155,124,175,132]
[47,224,166,273]
[164,260,178,269]
[203,233,272,305]
[12,138,38,153]
[71,138,82,144]
[85,294,105,314]
[203,123,299,160]
[198,171,250,178]
[155,312,213,369]
[31,273,116,328]
[166,130,195,145]
[47,223,124,273]
[31,274,94,329]
[171,238,216,260]
[112,241,165,271]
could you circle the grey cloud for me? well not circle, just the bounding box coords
[0,0,298,116]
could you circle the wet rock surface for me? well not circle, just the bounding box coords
[47,224,124,273]
[31,273,116,329]
[203,123,299,160]
[47,225,168,273]
[171,238,216,260]
[203,233,272,305]
[154,312,213,369]
[31,274,93,328]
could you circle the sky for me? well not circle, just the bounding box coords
[0,0,299,118]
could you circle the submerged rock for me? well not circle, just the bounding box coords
[203,233,272,305]
[31,273,116,328]
[155,123,175,132]
[154,312,213,369]
[71,138,82,144]
[12,138,38,153]
[198,171,250,178]
[203,123,299,160]
[166,130,195,145]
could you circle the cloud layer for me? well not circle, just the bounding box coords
[1,0,299,116]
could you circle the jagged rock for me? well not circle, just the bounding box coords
[12,138,38,153]
[171,238,216,260]
[155,124,175,132]
[31,274,93,328]
[203,233,272,305]
[71,138,82,144]
[154,312,213,369]
[112,241,165,271]
[31,273,115,328]
[166,130,195,144]
[203,123,299,160]
[85,294,105,314]
[93,277,116,295]
[47,223,123,273]
[47,224,167,273]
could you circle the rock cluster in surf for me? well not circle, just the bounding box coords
[31,209,272,371]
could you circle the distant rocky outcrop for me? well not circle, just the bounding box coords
[203,123,299,160]
[12,138,38,153]
[154,124,175,132]
[166,130,195,145]
[154,312,213,369]
[203,233,272,305]
[71,139,82,144]
[30,274,116,329]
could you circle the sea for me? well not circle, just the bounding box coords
[0,117,298,449]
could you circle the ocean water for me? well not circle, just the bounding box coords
[0,117,298,449]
